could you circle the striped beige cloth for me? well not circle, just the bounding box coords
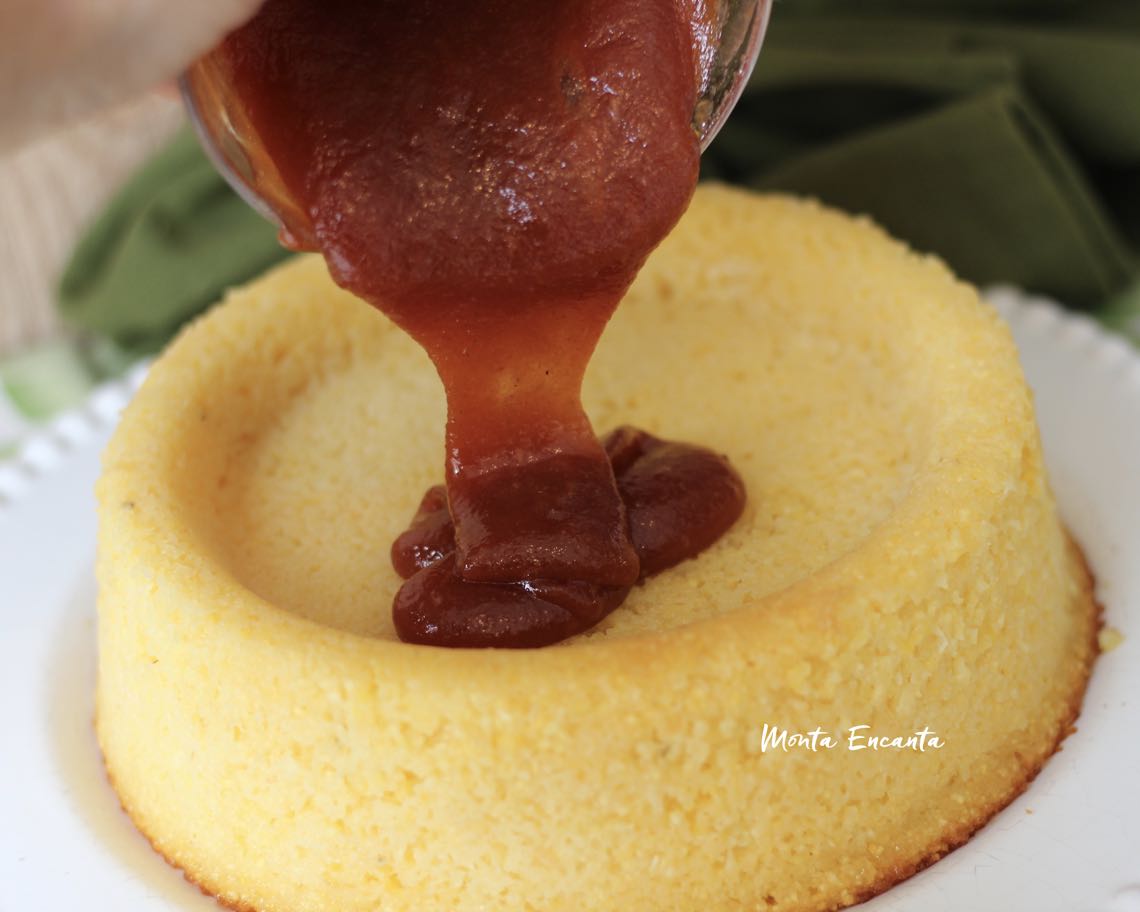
[0,95,183,357]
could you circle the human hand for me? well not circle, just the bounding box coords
[0,0,265,152]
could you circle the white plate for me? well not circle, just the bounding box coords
[1,291,1137,912]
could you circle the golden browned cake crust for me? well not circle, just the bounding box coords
[95,186,1099,912]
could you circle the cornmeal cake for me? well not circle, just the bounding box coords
[95,185,1099,912]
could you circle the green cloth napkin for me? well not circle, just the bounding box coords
[704,6,1140,311]
[53,0,1140,359]
[57,129,292,355]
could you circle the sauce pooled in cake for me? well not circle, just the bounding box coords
[220,0,746,646]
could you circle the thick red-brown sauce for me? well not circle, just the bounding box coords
[393,428,745,646]
[220,0,746,647]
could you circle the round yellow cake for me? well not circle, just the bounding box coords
[95,185,1098,912]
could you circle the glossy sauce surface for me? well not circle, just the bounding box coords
[221,0,745,646]
[392,428,746,646]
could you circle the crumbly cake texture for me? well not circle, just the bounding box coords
[95,185,1098,912]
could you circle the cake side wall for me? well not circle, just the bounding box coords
[93,188,1100,912]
